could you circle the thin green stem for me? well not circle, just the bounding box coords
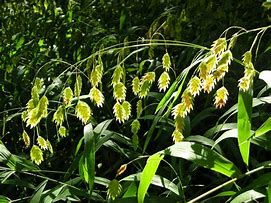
[187,163,271,203]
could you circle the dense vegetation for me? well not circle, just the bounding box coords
[1,0,271,202]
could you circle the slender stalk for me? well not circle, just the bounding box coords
[187,163,271,203]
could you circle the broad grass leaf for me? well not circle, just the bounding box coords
[165,142,241,177]
[30,180,48,203]
[255,116,271,137]
[83,123,95,196]
[230,189,265,203]
[122,173,180,196]
[138,153,164,203]
[237,90,252,166]
[259,70,271,87]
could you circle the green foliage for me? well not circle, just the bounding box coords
[1,1,271,202]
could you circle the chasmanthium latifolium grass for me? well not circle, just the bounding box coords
[21,30,259,165]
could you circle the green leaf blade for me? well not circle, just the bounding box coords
[138,153,164,203]
[237,90,253,166]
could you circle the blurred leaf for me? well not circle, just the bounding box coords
[237,90,252,166]
[0,195,10,203]
[259,70,271,87]
[138,153,164,203]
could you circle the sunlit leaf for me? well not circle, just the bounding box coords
[165,142,241,177]
[138,153,164,203]
[237,90,252,166]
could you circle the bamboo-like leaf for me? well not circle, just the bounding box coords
[30,180,48,203]
[83,123,95,196]
[165,142,241,177]
[255,117,271,137]
[138,153,164,203]
[230,189,265,203]
[237,90,252,166]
